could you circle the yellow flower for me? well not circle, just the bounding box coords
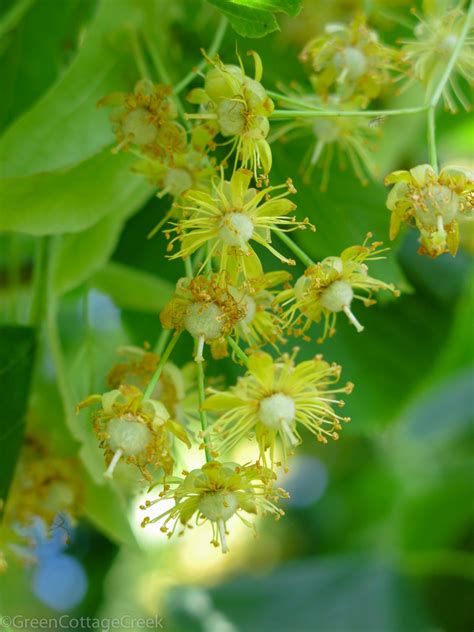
[203,351,353,468]
[160,274,247,362]
[385,164,473,257]
[276,236,399,341]
[165,168,312,279]
[141,460,287,553]
[300,13,397,106]
[77,385,190,480]
[107,346,198,426]
[230,271,292,351]
[98,80,186,158]
[132,147,216,202]
[399,4,473,112]
[187,51,274,175]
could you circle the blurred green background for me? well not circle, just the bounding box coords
[0,0,473,630]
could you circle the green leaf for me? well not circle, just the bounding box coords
[0,0,97,132]
[82,468,138,547]
[0,325,36,512]
[91,260,174,313]
[207,0,301,37]
[0,0,142,177]
[52,186,152,295]
[0,150,152,235]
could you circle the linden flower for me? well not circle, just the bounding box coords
[399,4,474,112]
[77,385,190,480]
[300,13,396,106]
[277,236,399,341]
[98,79,186,158]
[187,51,274,174]
[107,346,198,426]
[141,460,287,553]
[160,274,247,362]
[203,352,353,467]
[385,164,474,257]
[165,168,312,279]
[133,148,215,202]
[272,93,378,190]
[230,271,292,351]
[5,435,82,529]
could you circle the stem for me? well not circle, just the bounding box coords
[196,354,211,463]
[104,449,123,479]
[153,327,171,355]
[430,1,474,107]
[270,105,429,120]
[274,230,315,268]
[226,336,249,367]
[143,30,190,129]
[45,240,78,433]
[30,236,51,328]
[130,29,150,79]
[143,331,182,399]
[174,16,228,95]
[0,0,35,40]
[184,256,193,278]
[427,106,438,171]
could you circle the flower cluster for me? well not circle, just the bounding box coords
[82,0,472,554]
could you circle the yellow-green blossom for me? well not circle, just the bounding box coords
[165,168,312,279]
[187,51,274,175]
[385,164,473,257]
[77,385,190,480]
[399,4,473,112]
[160,274,247,361]
[277,236,399,341]
[203,352,353,468]
[300,13,397,106]
[141,460,287,553]
[98,79,186,158]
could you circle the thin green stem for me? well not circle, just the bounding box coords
[226,336,249,367]
[143,331,182,399]
[130,29,150,79]
[174,16,228,95]
[427,106,438,171]
[271,105,429,120]
[184,256,193,278]
[430,1,474,107]
[143,30,190,130]
[30,236,51,328]
[0,0,35,40]
[153,327,171,355]
[196,356,211,463]
[45,239,77,426]
[274,230,315,268]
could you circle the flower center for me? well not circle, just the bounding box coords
[198,491,238,522]
[259,393,296,429]
[412,184,459,226]
[320,280,354,313]
[123,108,157,145]
[107,418,152,456]
[334,46,367,79]
[184,302,224,341]
[219,212,254,248]
[164,168,193,197]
